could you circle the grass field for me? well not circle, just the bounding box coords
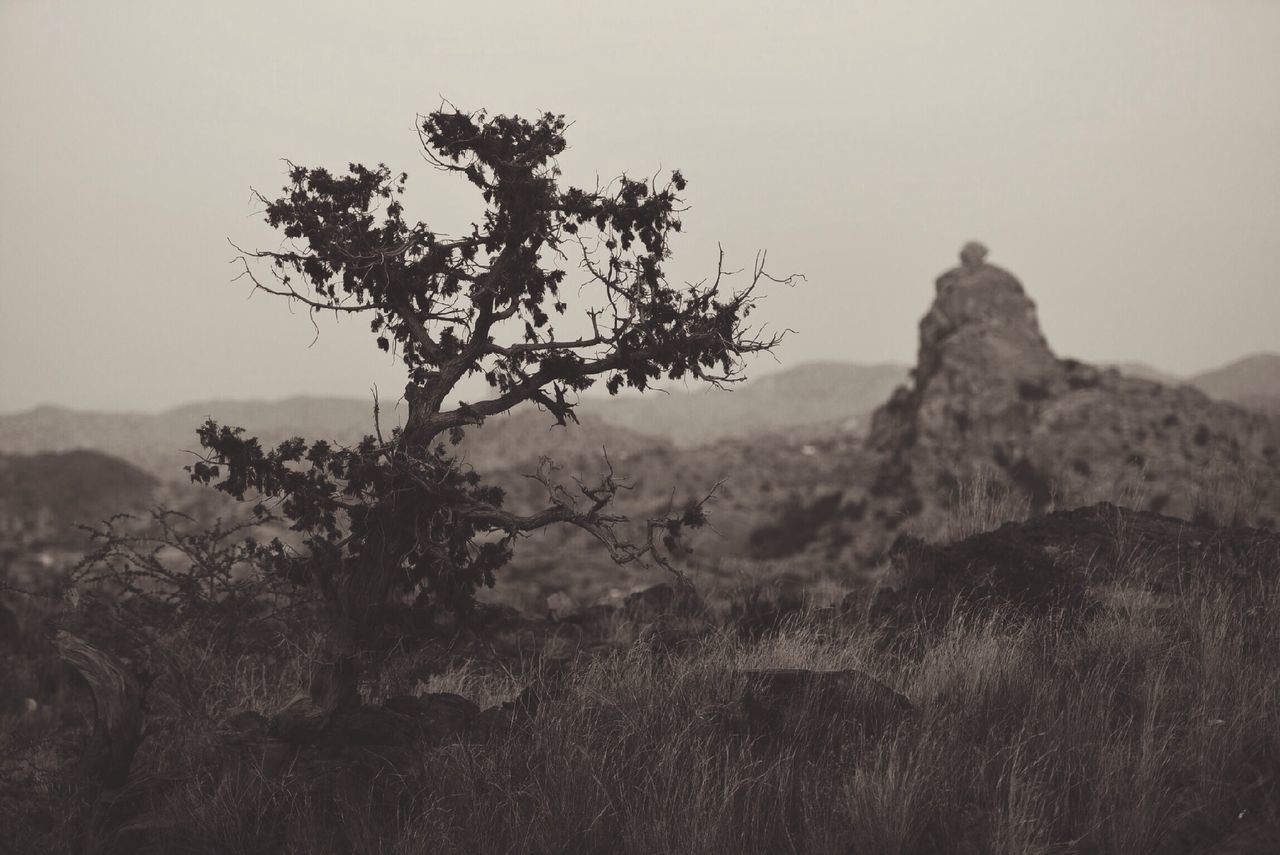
[6,529,1278,854]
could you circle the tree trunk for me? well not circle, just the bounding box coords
[299,390,449,728]
[55,631,146,855]
[55,630,144,790]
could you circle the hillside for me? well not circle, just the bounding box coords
[1109,354,1280,414]
[12,499,1280,853]
[0,450,157,549]
[0,399,377,481]
[1190,352,1280,414]
[0,266,1273,605]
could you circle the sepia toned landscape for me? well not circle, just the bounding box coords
[3,3,1280,854]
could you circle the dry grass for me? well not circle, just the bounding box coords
[927,469,1036,545]
[5,517,1280,854]
[20,569,1263,854]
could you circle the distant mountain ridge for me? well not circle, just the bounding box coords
[0,399,668,483]
[0,397,380,481]
[1109,354,1280,413]
[1,350,1275,481]
[0,304,1274,607]
[0,363,908,476]
[1188,353,1280,414]
[585,361,910,447]
[1106,362,1183,385]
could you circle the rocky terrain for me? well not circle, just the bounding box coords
[4,245,1280,854]
[789,243,1280,570]
[6,245,1277,614]
[1109,355,1280,414]
[493,245,1280,603]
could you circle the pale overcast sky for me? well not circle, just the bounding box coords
[1,0,1277,413]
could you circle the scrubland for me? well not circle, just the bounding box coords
[5,519,1279,855]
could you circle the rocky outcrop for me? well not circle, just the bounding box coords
[869,244,1059,462]
[546,580,710,646]
[847,243,1280,561]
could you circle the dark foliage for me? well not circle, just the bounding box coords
[192,106,793,643]
[749,491,846,560]
[68,509,315,662]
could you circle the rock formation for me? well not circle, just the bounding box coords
[869,242,1060,467]
[843,244,1280,561]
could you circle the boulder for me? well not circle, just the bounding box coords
[333,704,418,746]
[53,631,147,852]
[473,685,542,741]
[474,661,579,739]
[220,734,301,782]
[551,602,619,639]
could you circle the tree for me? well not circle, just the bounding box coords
[191,106,793,700]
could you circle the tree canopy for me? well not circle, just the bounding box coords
[191,106,794,644]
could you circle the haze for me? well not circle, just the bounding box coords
[1,0,1277,414]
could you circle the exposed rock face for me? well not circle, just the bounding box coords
[855,244,1280,558]
[870,249,1059,465]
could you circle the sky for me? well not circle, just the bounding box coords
[1,0,1277,413]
